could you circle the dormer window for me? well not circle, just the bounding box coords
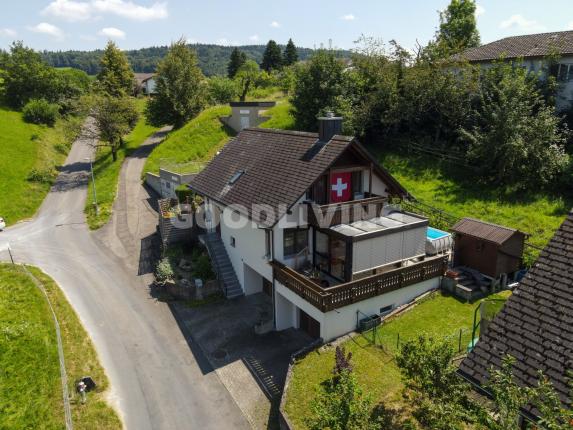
[228,170,245,185]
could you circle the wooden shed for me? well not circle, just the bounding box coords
[451,218,526,279]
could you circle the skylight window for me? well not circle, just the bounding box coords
[228,170,245,185]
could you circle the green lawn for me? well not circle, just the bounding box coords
[0,107,82,226]
[259,99,296,130]
[0,263,121,429]
[376,150,571,260]
[284,291,510,429]
[85,98,161,230]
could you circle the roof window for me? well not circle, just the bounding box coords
[228,170,245,185]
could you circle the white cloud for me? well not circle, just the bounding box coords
[568,21,573,30]
[43,0,92,22]
[499,14,546,32]
[98,27,126,39]
[341,14,356,21]
[28,22,64,40]
[475,4,485,17]
[270,21,280,28]
[0,28,17,38]
[249,34,259,42]
[92,0,167,21]
[43,0,167,22]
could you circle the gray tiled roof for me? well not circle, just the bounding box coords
[459,30,573,62]
[187,127,407,226]
[459,211,573,412]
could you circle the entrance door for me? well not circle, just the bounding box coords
[240,115,250,130]
[262,278,272,297]
[299,310,321,338]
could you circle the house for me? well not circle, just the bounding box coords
[134,72,157,95]
[457,30,573,111]
[459,211,573,424]
[187,114,450,341]
[220,101,276,132]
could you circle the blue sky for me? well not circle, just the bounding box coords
[1,0,572,52]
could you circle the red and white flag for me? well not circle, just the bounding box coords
[330,172,352,203]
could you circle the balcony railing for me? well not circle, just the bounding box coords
[306,196,387,228]
[272,255,448,312]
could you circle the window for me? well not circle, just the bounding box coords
[165,181,171,189]
[264,230,271,259]
[552,63,573,82]
[308,175,328,204]
[230,236,236,247]
[351,170,363,196]
[228,170,245,185]
[283,228,308,256]
[380,305,394,316]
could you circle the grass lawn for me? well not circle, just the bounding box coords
[376,150,571,260]
[259,99,296,130]
[0,106,83,226]
[0,263,121,429]
[85,98,161,230]
[284,291,511,429]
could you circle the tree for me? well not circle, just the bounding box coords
[437,0,480,54]
[91,96,138,161]
[460,62,569,189]
[207,76,238,104]
[234,60,261,102]
[146,38,207,128]
[291,50,354,132]
[283,38,298,66]
[96,41,135,97]
[0,41,60,108]
[227,47,247,78]
[261,40,282,72]
[308,347,376,430]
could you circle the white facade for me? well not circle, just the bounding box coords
[275,277,440,341]
[144,77,157,95]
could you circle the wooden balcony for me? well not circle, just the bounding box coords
[306,196,387,228]
[272,255,448,312]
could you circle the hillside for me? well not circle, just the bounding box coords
[41,44,351,76]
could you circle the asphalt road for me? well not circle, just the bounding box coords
[0,119,250,430]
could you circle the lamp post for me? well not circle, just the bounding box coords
[85,157,99,216]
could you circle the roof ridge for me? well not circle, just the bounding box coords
[242,127,354,142]
[462,217,517,232]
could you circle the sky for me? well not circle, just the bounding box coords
[0,0,572,52]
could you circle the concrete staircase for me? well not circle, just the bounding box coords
[201,234,243,299]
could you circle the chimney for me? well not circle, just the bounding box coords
[318,112,343,142]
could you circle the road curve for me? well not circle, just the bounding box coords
[0,119,250,430]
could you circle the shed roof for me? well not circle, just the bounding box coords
[187,127,408,227]
[451,218,524,245]
[459,211,573,414]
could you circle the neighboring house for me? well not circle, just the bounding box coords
[146,168,197,199]
[134,73,157,95]
[188,114,450,341]
[220,101,276,132]
[458,30,573,111]
[459,211,573,424]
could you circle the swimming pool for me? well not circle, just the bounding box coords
[427,226,450,240]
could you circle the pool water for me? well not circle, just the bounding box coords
[427,226,449,240]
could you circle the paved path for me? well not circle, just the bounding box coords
[0,120,250,430]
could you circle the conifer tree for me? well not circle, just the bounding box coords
[96,41,134,97]
[227,47,246,78]
[283,38,298,66]
[261,40,282,72]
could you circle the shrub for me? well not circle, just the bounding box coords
[155,257,175,284]
[192,254,215,281]
[207,76,238,105]
[22,99,59,127]
[175,184,194,203]
[27,168,55,183]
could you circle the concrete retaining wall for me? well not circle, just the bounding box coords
[145,172,162,196]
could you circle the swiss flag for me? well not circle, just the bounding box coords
[330,172,352,203]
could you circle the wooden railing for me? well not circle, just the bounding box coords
[306,196,387,228]
[272,255,448,312]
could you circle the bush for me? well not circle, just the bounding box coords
[27,168,55,183]
[175,184,194,203]
[207,76,238,105]
[22,99,60,126]
[155,257,175,284]
[192,254,215,281]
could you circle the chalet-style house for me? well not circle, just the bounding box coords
[188,114,450,341]
[459,211,573,424]
[134,73,157,95]
[458,30,573,111]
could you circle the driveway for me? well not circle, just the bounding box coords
[0,120,249,430]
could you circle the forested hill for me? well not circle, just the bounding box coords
[41,44,351,76]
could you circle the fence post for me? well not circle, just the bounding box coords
[458,329,462,353]
[397,332,400,350]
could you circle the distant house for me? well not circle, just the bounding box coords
[134,73,157,95]
[220,101,276,132]
[188,114,451,341]
[459,211,573,424]
[457,30,573,111]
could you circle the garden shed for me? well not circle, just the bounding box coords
[451,218,526,279]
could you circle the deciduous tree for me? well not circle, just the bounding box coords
[234,60,261,102]
[437,0,480,54]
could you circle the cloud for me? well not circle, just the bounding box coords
[98,27,126,39]
[28,22,64,40]
[43,0,92,22]
[341,14,356,21]
[270,21,280,28]
[0,28,17,38]
[249,34,259,42]
[475,4,485,17]
[568,21,573,30]
[43,0,167,22]
[499,14,546,32]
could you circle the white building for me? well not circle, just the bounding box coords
[458,30,573,111]
[134,73,157,95]
[188,115,449,341]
